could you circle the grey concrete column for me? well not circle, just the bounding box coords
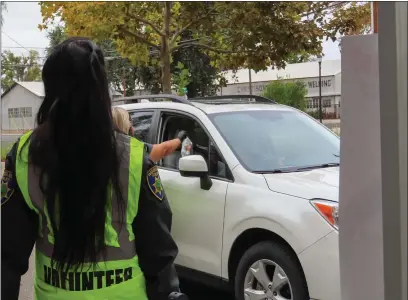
[339,2,407,300]
[378,2,407,300]
[339,33,384,300]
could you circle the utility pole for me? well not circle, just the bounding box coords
[122,66,126,97]
[371,2,378,34]
[317,56,323,123]
[248,68,253,95]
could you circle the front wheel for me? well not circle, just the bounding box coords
[234,241,309,300]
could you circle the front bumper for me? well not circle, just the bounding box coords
[298,230,341,300]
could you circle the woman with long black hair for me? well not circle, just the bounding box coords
[1,37,185,300]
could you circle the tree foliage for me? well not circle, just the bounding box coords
[1,50,42,91]
[262,78,308,111]
[39,1,371,93]
[105,54,145,97]
[45,25,67,57]
[44,23,223,96]
[285,52,313,64]
[39,2,371,93]
[324,2,371,36]
[172,62,190,96]
[172,30,225,97]
[45,27,141,96]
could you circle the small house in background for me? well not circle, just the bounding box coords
[0,81,122,133]
[1,81,43,132]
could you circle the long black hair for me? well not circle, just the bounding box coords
[24,37,124,272]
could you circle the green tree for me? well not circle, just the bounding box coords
[172,62,190,96]
[44,27,140,96]
[324,2,371,36]
[172,30,225,97]
[100,40,159,97]
[40,1,366,93]
[262,78,307,111]
[45,25,67,57]
[1,50,42,91]
[104,32,225,96]
[285,51,313,64]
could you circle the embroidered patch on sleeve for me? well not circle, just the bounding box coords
[1,170,16,206]
[146,166,164,201]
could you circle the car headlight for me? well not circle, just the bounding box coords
[310,199,339,230]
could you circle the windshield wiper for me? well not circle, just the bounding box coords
[253,167,299,174]
[295,163,340,171]
[253,163,340,174]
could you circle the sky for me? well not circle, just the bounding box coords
[1,1,341,62]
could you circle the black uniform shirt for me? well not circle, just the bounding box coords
[1,140,180,300]
[144,143,153,154]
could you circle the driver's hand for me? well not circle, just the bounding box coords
[176,130,188,142]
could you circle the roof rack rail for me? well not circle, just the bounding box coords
[189,94,276,104]
[113,94,193,105]
[112,93,275,106]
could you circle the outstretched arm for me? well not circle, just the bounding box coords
[148,131,188,162]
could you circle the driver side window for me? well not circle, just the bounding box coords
[129,110,154,142]
[158,112,230,180]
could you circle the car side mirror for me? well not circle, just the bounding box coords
[179,155,212,190]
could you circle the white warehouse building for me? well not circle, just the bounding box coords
[218,59,341,116]
[1,81,122,132]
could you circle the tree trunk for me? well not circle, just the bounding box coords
[160,38,172,93]
[161,2,172,93]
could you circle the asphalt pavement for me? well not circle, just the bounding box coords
[181,281,233,300]
[1,134,20,152]
[1,133,20,143]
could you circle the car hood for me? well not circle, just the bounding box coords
[262,167,339,201]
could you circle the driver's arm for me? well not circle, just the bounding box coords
[148,131,187,162]
[149,140,181,163]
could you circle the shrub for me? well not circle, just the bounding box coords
[262,78,307,111]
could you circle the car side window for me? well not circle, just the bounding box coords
[158,113,230,180]
[129,111,154,142]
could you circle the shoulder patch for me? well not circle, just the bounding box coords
[1,170,16,206]
[146,166,164,201]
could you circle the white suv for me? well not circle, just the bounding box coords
[118,95,341,300]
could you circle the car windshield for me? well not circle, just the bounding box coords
[209,110,340,173]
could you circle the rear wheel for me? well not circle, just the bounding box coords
[234,241,309,300]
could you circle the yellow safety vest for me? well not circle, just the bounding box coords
[15,131,148,300]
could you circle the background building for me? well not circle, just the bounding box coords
[1,81,122,132]
[218,59,341,117]
[1,82,42,132]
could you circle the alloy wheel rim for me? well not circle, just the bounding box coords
[243,259,292,300]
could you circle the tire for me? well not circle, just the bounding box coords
[234,241,309,300]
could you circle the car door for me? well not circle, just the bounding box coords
[154,110,232,277]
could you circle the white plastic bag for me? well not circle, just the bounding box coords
[181,137,193,157]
